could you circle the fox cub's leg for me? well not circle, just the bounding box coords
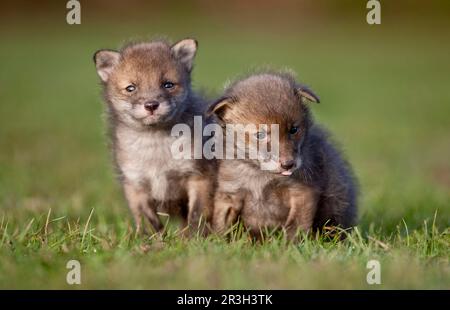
[123,182,162,234]
[186,175,214,235]
[284,186,319,241]
[212,192,244,234]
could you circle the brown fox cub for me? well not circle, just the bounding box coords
[208,72,357,238]
[93,39,214,234]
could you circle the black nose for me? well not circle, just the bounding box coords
[281,160,295,170]
[144,101,160,112]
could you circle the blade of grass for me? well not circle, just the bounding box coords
[81,208,95,250]
[44,208,52,244]
[18,218,35,242]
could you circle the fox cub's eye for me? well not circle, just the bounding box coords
[125,85,136,92]
[162,81,175,89]
[255,131,267,140]
[289,126,299,135]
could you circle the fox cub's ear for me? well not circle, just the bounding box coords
[93,50,120,82]
[171,38,198,72]
[207,97,234,121]
[295,85,320,104]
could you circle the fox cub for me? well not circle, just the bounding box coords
[208,72,357,238]
[94,39,215,234]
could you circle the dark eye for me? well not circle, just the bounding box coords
[289,126,299,135]
[255,131,266,140]
[125,85,136,92]
[162,81,175,89]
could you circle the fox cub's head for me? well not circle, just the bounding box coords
[208,72,320,176]
[94,39,197,128]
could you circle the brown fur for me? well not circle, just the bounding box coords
[209,72,358,239]
[93,39,215,234]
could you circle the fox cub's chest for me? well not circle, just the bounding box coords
[241,181,291,229]
[117,129,195,201]
[219,162,291,227]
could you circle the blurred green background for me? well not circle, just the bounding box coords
[0,1,449,289]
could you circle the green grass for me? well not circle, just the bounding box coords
[0,14,449,289]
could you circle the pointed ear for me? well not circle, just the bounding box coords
[93,50,120,82]
[207,97,233,121]
[171,38,198,72]
[296,85,320,103]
